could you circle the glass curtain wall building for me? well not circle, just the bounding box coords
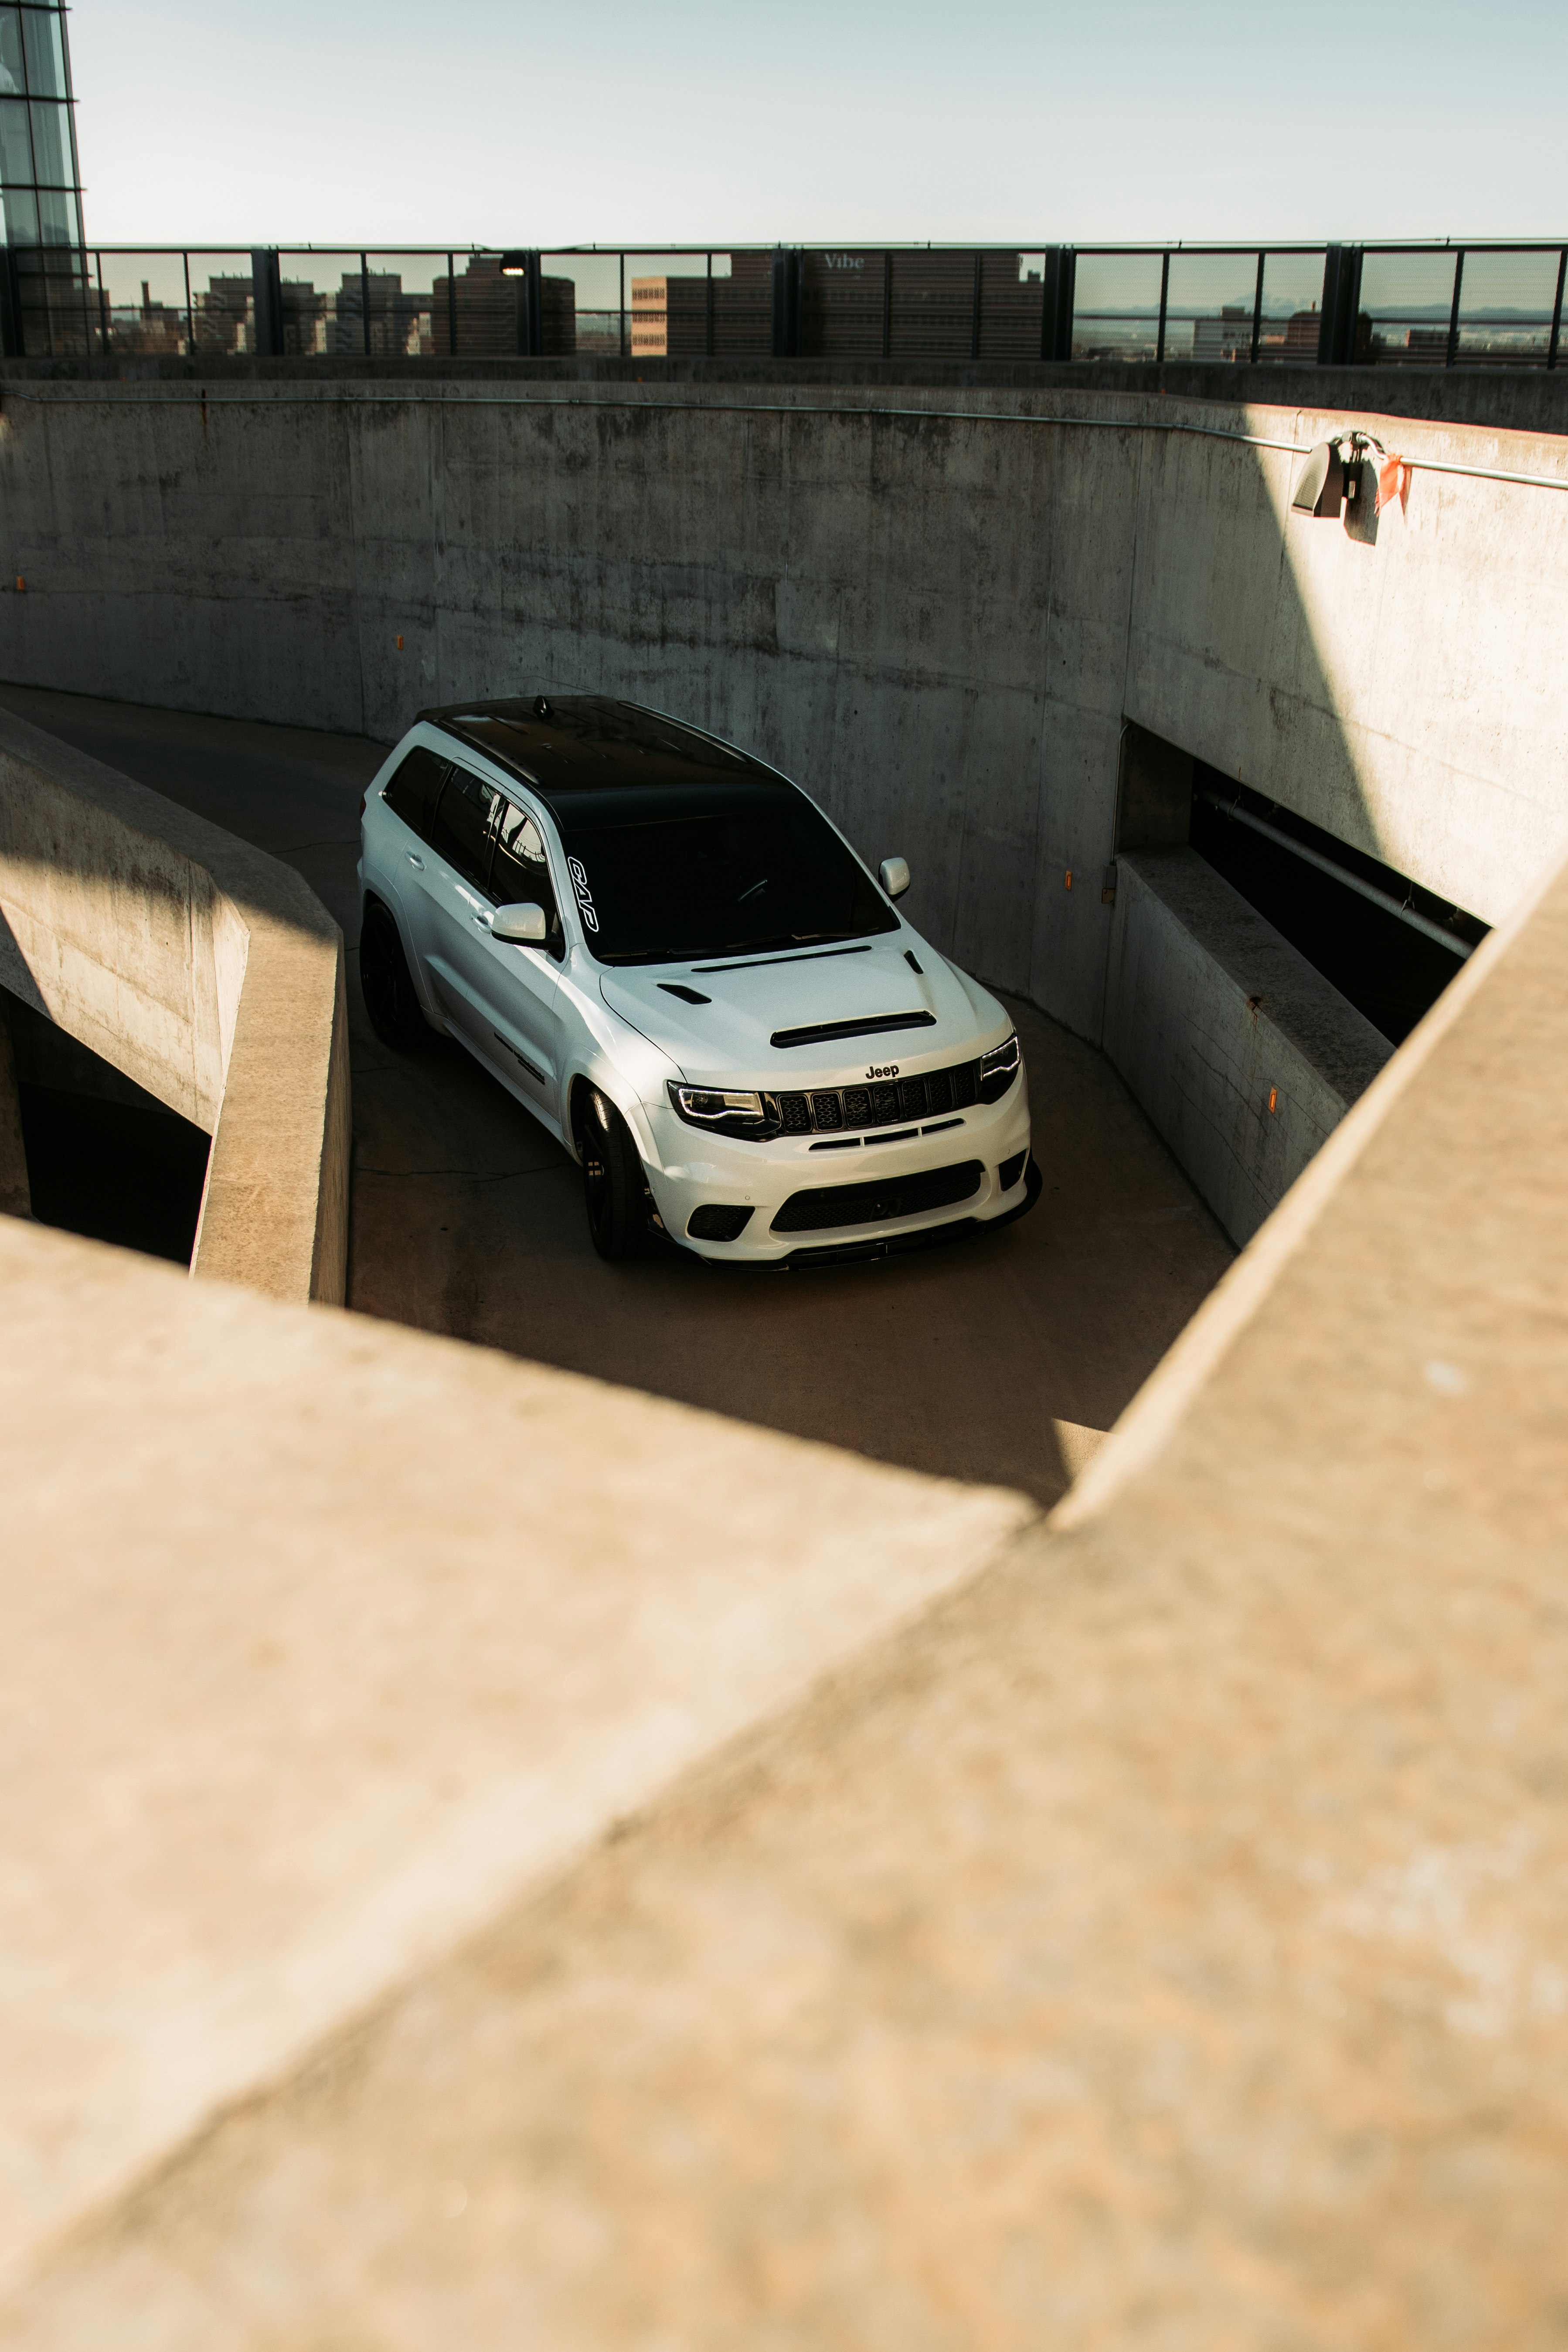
[0,0,87,356]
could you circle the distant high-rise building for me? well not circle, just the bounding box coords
[0,0,84,250]
[1191,305,1253,362]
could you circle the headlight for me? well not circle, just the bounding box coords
[668,1082,781,1142]
[977,1031,1022,1103]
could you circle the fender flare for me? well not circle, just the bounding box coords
[565,1065,660,1171]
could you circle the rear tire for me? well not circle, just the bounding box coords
[579,1087,652,1262]
[360,902,427,1051]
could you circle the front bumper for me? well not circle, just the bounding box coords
[640,1076,1034,1265]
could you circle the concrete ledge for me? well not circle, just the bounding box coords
[2,840,1565,2348]
[0,705,348,1301]
[1103,847,1392,1244]
[4,353,1566,433]
[0,1218,1033,2308]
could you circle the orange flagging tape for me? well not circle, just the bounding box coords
[1377,454,1413,516]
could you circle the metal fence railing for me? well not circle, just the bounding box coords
[2,242,1565,371]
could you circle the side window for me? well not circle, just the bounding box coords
[380,745,448,843]
[492,800,563,956]
[426,764,500,892]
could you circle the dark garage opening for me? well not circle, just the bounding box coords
[5,995,211,1265]
[1189,763,1489,1046]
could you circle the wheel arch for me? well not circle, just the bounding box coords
[565,1065,657,1171]
[360,887,442,1027]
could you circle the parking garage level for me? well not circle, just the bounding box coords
[0,684,1234,1506]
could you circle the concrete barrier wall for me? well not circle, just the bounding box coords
[1,377,1564,1051]
[1102,848,1392,1245]
[0,705,349,1301]
[0,817,1564,2347]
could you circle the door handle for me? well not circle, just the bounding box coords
[405,852,424,869]
[472,913,492,931]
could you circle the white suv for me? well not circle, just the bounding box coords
[357,697,1038,1265]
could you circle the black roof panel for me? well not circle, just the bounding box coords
[418,696,784,803]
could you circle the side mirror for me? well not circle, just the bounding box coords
[879,855,911,901]
[491,901,548,944]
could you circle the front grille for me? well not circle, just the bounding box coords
[774,1055,980,1137]
[771,1159,984,1235]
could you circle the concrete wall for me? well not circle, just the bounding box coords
[1103,849,1392,1246]
[1,810,1565,2348]
[1,375,1564,1054]
[0,705,349,1300]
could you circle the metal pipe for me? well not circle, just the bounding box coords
[1197,789,1473,956]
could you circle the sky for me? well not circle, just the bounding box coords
[71,0,1567,250]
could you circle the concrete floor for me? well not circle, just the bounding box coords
[0,684,1233,1506]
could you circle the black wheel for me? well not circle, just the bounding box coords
[579,1086,652,1262]
[359,902,427,1050]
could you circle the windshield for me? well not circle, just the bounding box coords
[551,783,899,966]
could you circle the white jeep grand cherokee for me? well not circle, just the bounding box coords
[357,695,1038,1265]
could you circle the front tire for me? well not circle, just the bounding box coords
[359,902,427,1050]
[580,1087,652,1262]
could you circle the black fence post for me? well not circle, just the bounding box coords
[771,247,801,357]
[970,252,983,359]
[446,252,456,356]
[360,252,371,357]
[1249,250,1265,364]
[1155,250,1170,363]
[1446,249,1465,367]
[524,251,544,355]
[881,252,893,359]
[0,245,23,357]
[251,249,283,356]
[705,252,714,358]
[1317,245,1364,364]
[1041,247,1075,361]
[76,247,94,368]
[1550,248,1567,370]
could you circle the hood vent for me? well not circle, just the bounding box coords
[659,983,712,1004]
[769,1012,936,1051]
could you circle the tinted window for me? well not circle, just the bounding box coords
[381,746,448,841]
[427,765,500,891]
[0,95,28,182]
[21,7,68,97]
[0,15,24,100]
[492,800,562,952]
[554,783,898,966]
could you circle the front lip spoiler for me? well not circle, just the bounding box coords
[693,1154,1042,1272]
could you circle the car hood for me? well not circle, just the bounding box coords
[599,936,1005,1086]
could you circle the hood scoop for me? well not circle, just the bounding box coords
[659,983,711,1004]
[769,1011,936,1051]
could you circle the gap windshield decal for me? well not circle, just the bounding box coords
[568,855,599,933]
